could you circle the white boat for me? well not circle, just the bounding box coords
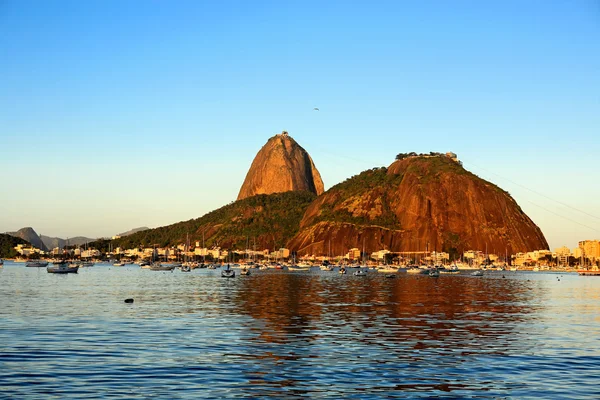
[113,262,125,267]
[339,267,347,275]
[428,269,440,277]
[353,270,367,276]
[240,267,251,276]
[471,270,484,276]
[26,260,49,268]
[81,261,94,267]
[150,263,175,271]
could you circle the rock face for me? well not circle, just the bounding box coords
[287,156,548,257]
[8,227,47,251]
[237,132,324,200]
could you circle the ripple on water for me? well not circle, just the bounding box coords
[1,264,600,398]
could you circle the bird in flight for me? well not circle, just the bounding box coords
[313,107,319,111]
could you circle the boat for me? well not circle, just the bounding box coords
[181,264,191,272]
[339,267,347,275]
[113,261,125,267]
[440,264,459,274]
[578,266,600,276]
[47,263,79,274]
[221,265,235,278]
[26,260,49,267]
[428,269,440,277]
[81,261,94,267]
[471,270,484,276]
[150,263,175,271]
[241,267,251,276]
[138,260,150,267]
[353,269,367,276]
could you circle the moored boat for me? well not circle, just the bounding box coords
[221,265,235,278]
[428,269,440,277]
[47,263,79,274]
[353,269,367,276]
[149,263,175,271]
[26,260,49,268]
[471,270,484,276]
[578,266,600,276]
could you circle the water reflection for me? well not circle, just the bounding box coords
[1,263,599,398]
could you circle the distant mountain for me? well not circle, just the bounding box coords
[117,227,149,237]
[0,233,30,258]
[40,235,95,250]
[7,227,47,251]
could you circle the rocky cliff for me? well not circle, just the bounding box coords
[237,132,324,200]
[287,156,548,257]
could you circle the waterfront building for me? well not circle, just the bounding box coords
[579,240,600,260]
[346,248,361,260]
[371,249,391,260]
[554,246,571,265]
[195,247,209,256]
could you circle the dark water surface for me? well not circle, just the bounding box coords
[2,262,600,399]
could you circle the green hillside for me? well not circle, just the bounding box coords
[91,191,316,251]
[0,234,29,258]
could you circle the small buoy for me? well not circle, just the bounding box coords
[502,275,505,278]
[124,298,134,303]
[558,278,560,281]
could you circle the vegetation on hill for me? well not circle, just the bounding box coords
[89,191,316,252]
[0,234,29,258]
[309,167,402,229]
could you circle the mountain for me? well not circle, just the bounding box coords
[287,155,548,257]
[7,227,47,251]
[117,227,149,237]
[89,191,316,252]
[40,235,95,250]
[0,233,30,258]
[237,132,324,201]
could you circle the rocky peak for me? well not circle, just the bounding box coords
[237,132,324,200]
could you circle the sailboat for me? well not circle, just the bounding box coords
[150,246,175,271]
[221,263,235,278]
[47,239,78,273]
[354,238,368,276]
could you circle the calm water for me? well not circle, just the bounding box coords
[1,262,600,399]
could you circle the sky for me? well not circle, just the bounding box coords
[1,0,599,250]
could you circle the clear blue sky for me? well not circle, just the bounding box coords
[1,0,599,250]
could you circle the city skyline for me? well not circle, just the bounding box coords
[1,1,599,249]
